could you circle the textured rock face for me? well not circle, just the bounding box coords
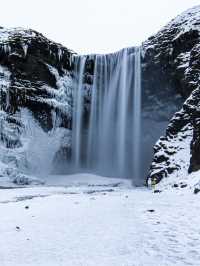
[1,6,200,185]
[143,6,200,185]
[0,28,75,183]
[0,27,74,131]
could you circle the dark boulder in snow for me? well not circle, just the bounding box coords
[194,187,200,194]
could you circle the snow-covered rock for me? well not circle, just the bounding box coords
[143,6,200,185]
[0,27,75,185]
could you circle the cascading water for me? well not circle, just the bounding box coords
[87,56,99,167]
[72,56,86,169]
[133,47,142,185]
[71,47,142,184]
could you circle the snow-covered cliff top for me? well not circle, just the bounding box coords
[143,5,200,53]
[167,5,200,35]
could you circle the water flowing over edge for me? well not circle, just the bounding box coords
[71,47,142,184]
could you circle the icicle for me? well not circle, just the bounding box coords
[6,87,10,111]
[22,44,28,57]
[3,44,7,54]
[69,55,72,68]
[58,48,62,61]
[9,45,11,54]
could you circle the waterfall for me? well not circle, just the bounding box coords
[87,55,99,167]
[72,56,86,169]
[133,47,142,185]
[71,47,142,184]
[117,49,128,176]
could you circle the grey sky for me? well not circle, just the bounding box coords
[1,0,200,54]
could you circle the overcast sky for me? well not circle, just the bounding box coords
[1,0,200,54]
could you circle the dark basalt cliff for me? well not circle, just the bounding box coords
[0,27,74,131]
[1,6,200,185]
[0,28,76,183]
[143,6,200,185]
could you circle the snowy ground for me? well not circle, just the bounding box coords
[0,174,200,266]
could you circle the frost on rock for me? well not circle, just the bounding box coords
[0,110,29,186]
[0,26,75,62]
[0,65,11,110]
[0,26,75,187]
[0,25,76,186]
[0,108,72,186]
[150,125,193,190]
[142,5,200,97]
[20,108,70,175]
[142,5,200,186]
[148,88,200,188]
[0,62,73,186]
[46,64,73,116]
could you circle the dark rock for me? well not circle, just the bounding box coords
[0,27,76,180]
[153,190,162,193]
[147,209,155,213]
[180,184,188,188]
[194,188,200,194]
[0,27,75,133]
[86,189,114,194]
[145,6,200,184]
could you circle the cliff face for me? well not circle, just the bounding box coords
[0,27,75,130]
[143,6,200,186]
[0,28,75,184]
